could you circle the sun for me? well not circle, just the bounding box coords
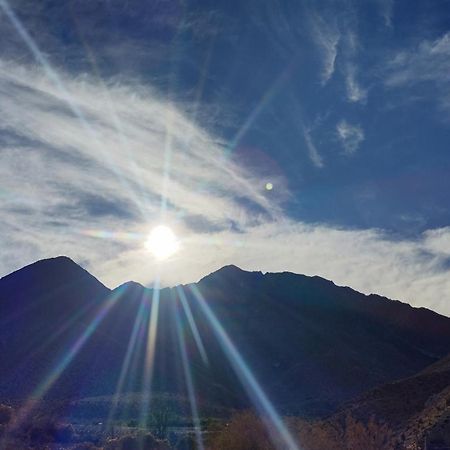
[145,225,179,260]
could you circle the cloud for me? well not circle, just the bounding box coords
[97,221,450,316]
[336,120,364,154]
[0,59,283,273]
[303,127,324,168]
[423,227,450,257]
[309,13,340,85]
[309,9,367,104]
[385,32,450,110]
[344,63,367,103]
[339,30,367,104]
[1,61,450,317]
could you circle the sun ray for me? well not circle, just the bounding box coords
[106,288,149,429]
[0,0,147,219]
[139,278,161,428]
[176,285,209,365]
[8,288,124,432]
[188,284,300,450]
[10,300,97,377]
[173,292,205,450]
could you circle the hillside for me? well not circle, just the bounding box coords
[295,353,450,449]
[1,257,450,418]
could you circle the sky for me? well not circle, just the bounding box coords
[1,0,450,314]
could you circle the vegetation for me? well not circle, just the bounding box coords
[205,410,276,450]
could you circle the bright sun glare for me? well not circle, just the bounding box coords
[145,225,179,260]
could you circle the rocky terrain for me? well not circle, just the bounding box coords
[295,354,450,449]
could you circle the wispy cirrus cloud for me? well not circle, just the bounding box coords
[302,127,324,169]
[341,30,367,104]
[345,62,367,104]
[309,13,340,85]
[309,9,367,104]
[336,119,364,154]
[0,59,284,278]
[385,32,450,111]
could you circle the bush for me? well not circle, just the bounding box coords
[206,411,276,450]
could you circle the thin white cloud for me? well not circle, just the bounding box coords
[385,32,450,110]
[386,32,450,86]
[340,31,367,104]
[308,8,368,104]
[303,127,324,168]
[309,13,340,85]
[336,120,364,154]
[98,222,450,316]
[345,63,367,103]
[1,61,450,317]
[0,59,284,275]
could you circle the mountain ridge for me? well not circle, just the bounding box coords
[1,256,450,417]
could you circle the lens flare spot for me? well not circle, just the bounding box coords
[145,225,179,260]
[265,182,273,191]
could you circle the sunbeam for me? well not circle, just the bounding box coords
[173,293,205,450]
[8,288,124,432]
[188,284,300,450]
[176,285,209,365]
[106,289,149,429]
[139,279,161,428]
[9,300,97,379]
[0,0,147,219]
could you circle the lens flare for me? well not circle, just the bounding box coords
[174,297,205,450]
[188,285,300,450]
[176,286,209,365]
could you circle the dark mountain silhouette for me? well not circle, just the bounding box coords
[1,257,450,417]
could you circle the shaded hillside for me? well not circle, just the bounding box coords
[0,257,111,399]
[295,354,450,449]
[1,257,450,418]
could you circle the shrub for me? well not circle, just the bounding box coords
[206,410,276,450]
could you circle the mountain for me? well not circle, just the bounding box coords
[0,257,111,399]
[1,257,450,418]
[296,353,450,450]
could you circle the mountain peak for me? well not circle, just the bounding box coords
[0,255,109,294]
[216,264,246,274]
[1,255,76,280]
[200,264,260,283]
[114,280,147,292]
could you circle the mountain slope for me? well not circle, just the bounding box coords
[296,353,450,450]
[188,265,450,414]
[0,256,111,398]
[0,257,450,418]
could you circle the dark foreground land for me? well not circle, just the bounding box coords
[1,257,450,449]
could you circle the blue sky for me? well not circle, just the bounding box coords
[1,0,450,314]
